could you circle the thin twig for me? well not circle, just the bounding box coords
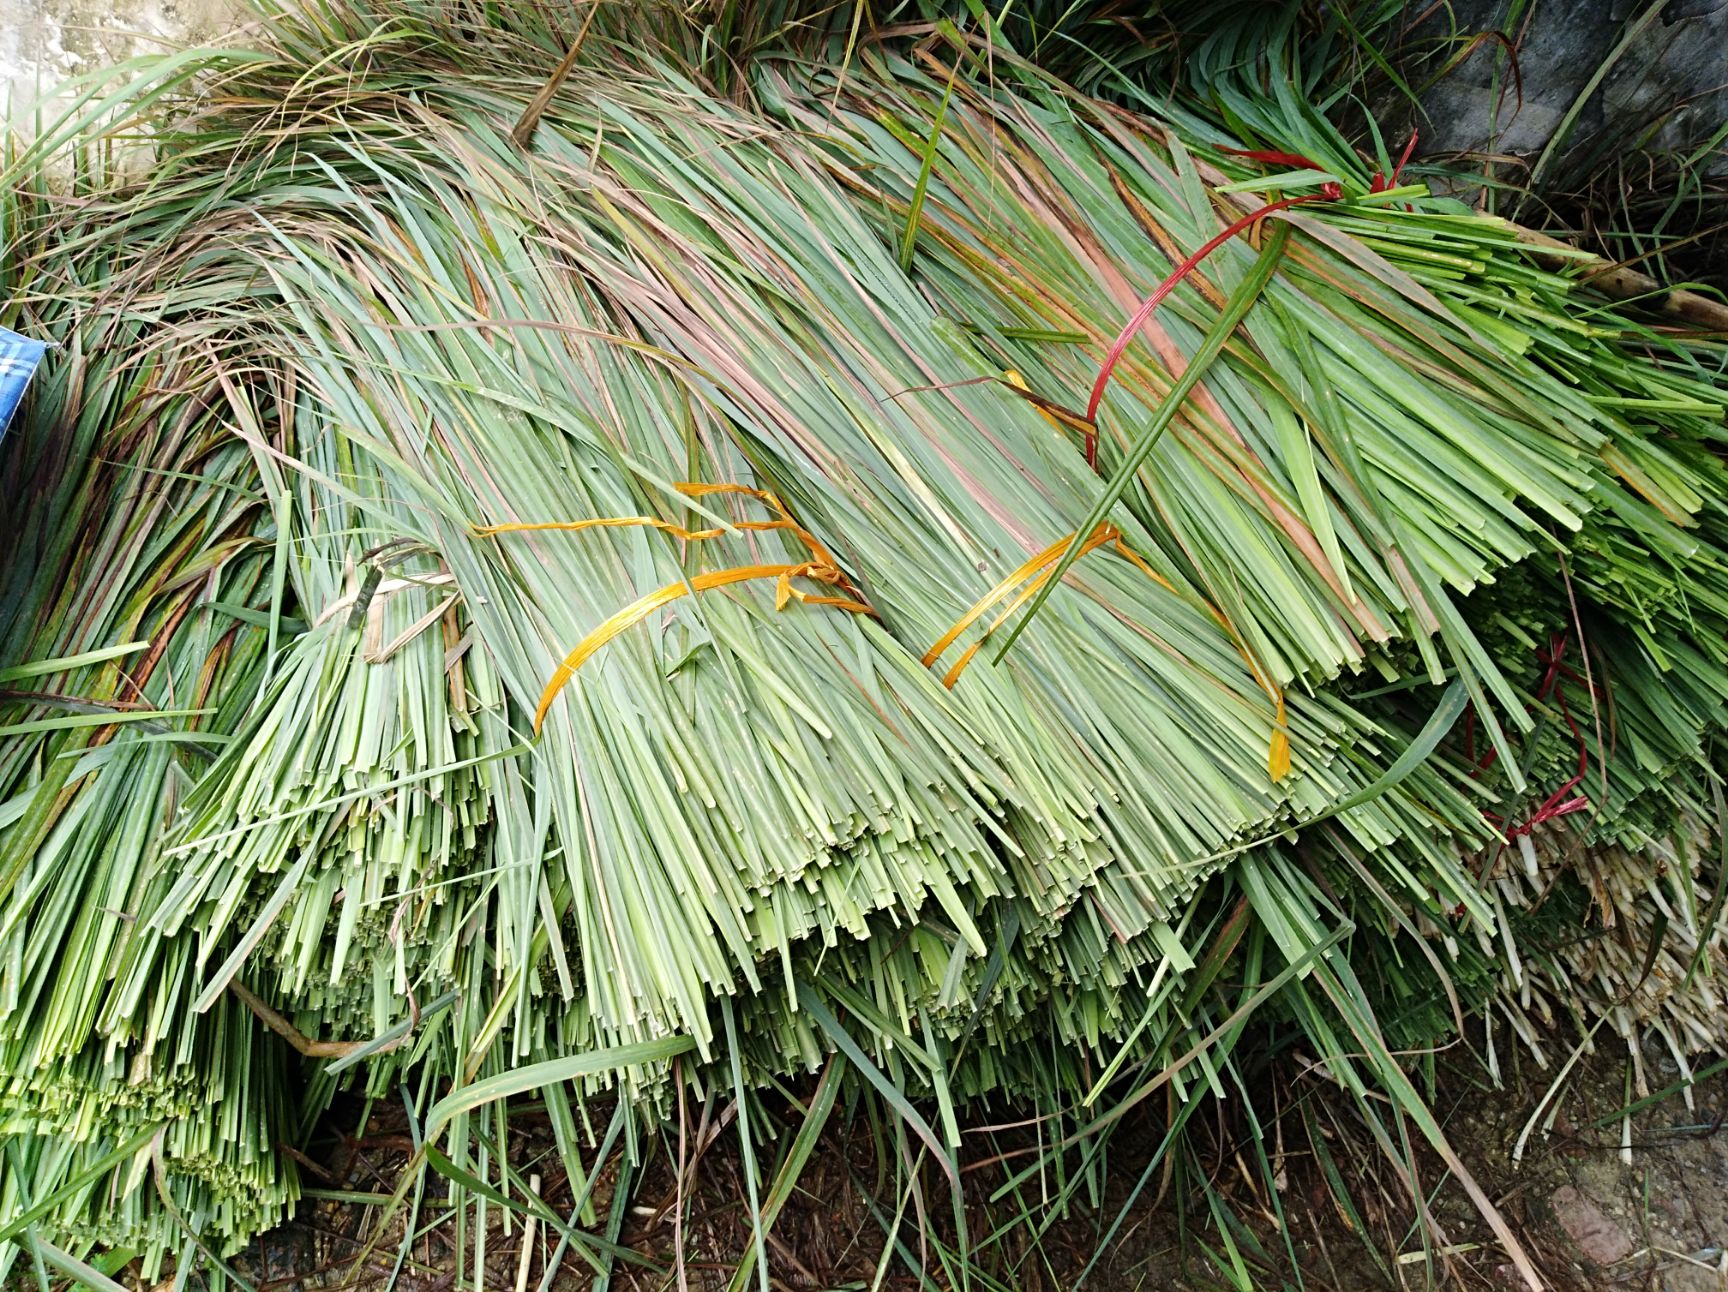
[1512,224,1728,330]
[230,981,419,1060]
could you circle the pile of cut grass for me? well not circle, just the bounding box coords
[1,3,1725,1284]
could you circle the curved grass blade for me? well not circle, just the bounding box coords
[995,221,1290,657]
[426,1036,697,1139]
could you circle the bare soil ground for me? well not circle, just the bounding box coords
[215,1033,1728,1292]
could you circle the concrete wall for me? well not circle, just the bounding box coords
[2,0,237,118]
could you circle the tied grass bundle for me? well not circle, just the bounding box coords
[0,167,309,1259]
[0,1,1726,1278]
[1121,16,1728,1104]
[762,45,1719,744]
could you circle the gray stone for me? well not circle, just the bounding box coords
[1550,1183,1636,1267]
[1661,1259,1728,1292]
[1401,0,1728,183]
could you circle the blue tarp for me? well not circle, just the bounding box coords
[0,327,47,445]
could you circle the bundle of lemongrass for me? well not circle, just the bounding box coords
[773,34,1728,1129]
[2,2,1727,1278]
[1096,20,1728,1089]
[0,175,310,1261]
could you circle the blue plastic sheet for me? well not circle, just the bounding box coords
[0,326,48,445]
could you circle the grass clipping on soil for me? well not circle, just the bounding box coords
[1,4,1727,1282]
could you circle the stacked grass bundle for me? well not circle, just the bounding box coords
[0,188,309,1254]
[1084,14,1728,1092]
[0,2,1725,1281]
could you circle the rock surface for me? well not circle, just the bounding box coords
[1404,0,1728,182]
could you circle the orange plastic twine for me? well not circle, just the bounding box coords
[926,523,1290,780]
[925,524,1163,687]
[478,483,873,733]
[1000,370,1098,465]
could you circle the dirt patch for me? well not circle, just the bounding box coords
[205,1037,1728,1292]
[1415,1038,1728,1292]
